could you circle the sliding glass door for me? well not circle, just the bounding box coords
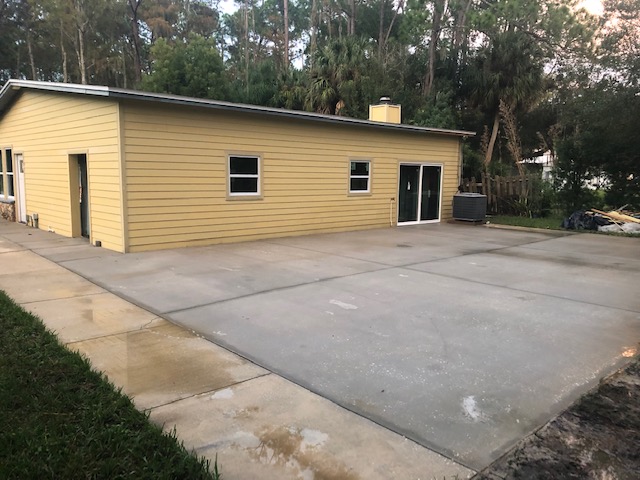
[398,164,442,224]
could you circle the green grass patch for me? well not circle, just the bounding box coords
[487,214,565,230]
[0,290,217,479]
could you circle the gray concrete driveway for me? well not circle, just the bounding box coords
[9,223,640,470]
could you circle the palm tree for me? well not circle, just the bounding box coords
[305,37,374,117]
[467,30,544,171]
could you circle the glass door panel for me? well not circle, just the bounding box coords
[398,165,420,223]
[420,165,441,221]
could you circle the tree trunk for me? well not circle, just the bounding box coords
[72,0,88,84]
[60,22,68,82]
[184,0,191,38]
[122,50,127,88]
[310,0,318,67]
[378,0,385,58]
[453,0,472,51]
[26,31,37,80]
[284,0,289,69]
[348,0,356,35]
[384,0,403,48]
[244,0,250,93]
[128,0,142,84]
[325,0,333,40]
[78,28,87,84]
[423,0,445,97]
[484,111,500,170]
[452,0,472,80]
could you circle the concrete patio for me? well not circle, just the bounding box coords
[1,220,638,478]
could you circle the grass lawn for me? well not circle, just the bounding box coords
[0,290,217,480]
[487,214,565,230]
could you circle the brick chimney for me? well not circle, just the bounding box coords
[368,96,401,124]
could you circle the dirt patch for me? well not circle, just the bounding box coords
[475,357,640,479]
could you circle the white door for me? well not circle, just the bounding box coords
[15,153,27,223]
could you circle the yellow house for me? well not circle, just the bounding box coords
[0,80,473,253]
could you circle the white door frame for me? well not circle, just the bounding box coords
[14,153,27,223]
[397,162,443,225]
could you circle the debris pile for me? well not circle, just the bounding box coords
[562,208,640,234]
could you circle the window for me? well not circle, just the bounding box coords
[350,160,370,193]
[229,155,260,196]
[3,149,14,199]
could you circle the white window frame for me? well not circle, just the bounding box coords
[349,160,371,194]
[228,155,261,197]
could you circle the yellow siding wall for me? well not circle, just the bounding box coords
[0,91,124,251]
[123,102,461,252]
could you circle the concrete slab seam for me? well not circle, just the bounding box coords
[18,291,107,307]
[62,317,164,347]
[49,262,167,317]
[483,223,576,236]
[161,267,398,316]
[144,372,273,413]
[401,264,640,314]
[262,239,494,270]
[262,239,410,268]
[0,248,27,254]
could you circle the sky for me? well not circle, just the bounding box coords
[219,0,236,16]
[217,0,605,23]
[581,0,604,15]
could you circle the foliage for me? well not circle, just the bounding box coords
[554,84,638,213]
[305,37,376,117]
[412,88,459,129]
[551,0,640,213]
[142,35,229,100]
[0,290,217,479]
[0,0,637,210]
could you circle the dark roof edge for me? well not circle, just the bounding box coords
[1,80,475,137]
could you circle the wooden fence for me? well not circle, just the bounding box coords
[460,173,539,214]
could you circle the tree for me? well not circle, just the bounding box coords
[465,30,544,172]
[305,37,375,117]
[551,0,640,211]
[141,35,229,100]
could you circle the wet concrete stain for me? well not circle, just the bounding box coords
[490,248,639,272]
[247,425,360,480]
[72,323,261,407]
[230,405,260,419]
[124,328,236,396]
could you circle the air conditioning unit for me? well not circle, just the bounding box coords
[453,193,487,221]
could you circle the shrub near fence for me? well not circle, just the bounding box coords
[461,174,540,215]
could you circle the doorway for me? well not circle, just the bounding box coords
[70,154,90,239]
[397,164,442,224]
[78,154,89,238]
[15,153,27,223]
